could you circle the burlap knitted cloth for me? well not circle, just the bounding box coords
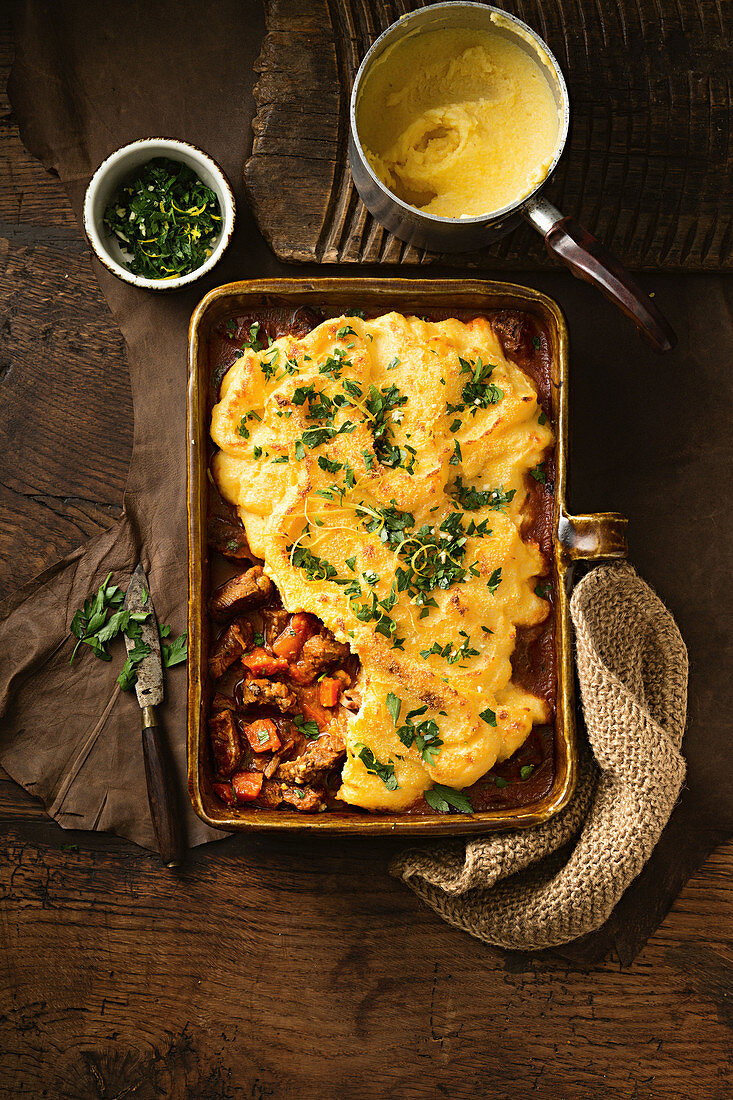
[391,561,688,950]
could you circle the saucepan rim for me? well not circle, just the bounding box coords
[349,1,571,227]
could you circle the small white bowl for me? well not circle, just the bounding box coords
[83,138,236,291]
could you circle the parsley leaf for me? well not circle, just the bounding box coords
[357,746,399,790]
[162,632,187,669]
[479,707,497,727]
[385,692,401,725]
[486,568,502,595]
[424,784,474,814]
[293,714,320,739]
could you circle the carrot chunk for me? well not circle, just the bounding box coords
[231,771,264,801]
[243,718,281,754]
[241,648,289,676]
[318,676,342,708]
[272,613,315,660]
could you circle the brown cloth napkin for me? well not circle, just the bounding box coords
[0,0,269,850]
[392,562,688,949]
[1,0,731,964]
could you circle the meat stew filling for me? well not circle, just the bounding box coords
[207,547,358,813]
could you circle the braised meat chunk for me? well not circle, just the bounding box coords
[208,618,253,679]
[209,709,243,777]
[280,784,327,813]
[492,309,531,355]
[290,632,351,684]
[257,778,286,809]
[277,731,346,785]
[261,608,290,647]
[210,565,273,618]
[207,514,252,559]
[239,678,298,713]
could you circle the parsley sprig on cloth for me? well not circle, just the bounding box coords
[69,573,187,691]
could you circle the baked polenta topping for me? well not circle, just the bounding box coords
[211,312,553,811]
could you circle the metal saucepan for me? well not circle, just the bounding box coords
[348,2,676,353]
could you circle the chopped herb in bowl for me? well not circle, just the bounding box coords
[103,157,222,280]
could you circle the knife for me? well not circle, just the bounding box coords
[123,563,184,868]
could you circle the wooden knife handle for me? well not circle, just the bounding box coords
[141,719,184,868]
[543,216,677,354]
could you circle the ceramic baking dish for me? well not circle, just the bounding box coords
[187,278,627,835]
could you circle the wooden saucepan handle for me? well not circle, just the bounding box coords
[523,197,677,354]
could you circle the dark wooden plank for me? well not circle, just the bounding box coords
[0,241,132,599]
[1,777,732,1099]
[245,0,733,269]
[0,24,132,600]
[0,14,731,1099]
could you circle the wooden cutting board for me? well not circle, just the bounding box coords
[244,0,733,269]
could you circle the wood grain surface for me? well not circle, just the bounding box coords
[245,0,733,269]
[1,17,732,1099]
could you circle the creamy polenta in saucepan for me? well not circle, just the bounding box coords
[357,27,561,218]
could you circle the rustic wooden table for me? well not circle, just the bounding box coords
[1,22,731,1100]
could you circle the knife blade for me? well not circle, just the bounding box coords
[123,564,183,868]
[123,562,164,709]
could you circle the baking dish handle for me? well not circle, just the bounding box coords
[523,196,677,354]
[559,512,628,561]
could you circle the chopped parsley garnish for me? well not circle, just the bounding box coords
[354,503,488,615]
[449,439,462,466]
[336,325,357,339]
[346,308,365,319]
[289,544,339,582]
[102,157,222,280]
[236,410,261,439]
[293,714,320,739]
[479,707,497,727]
[535,581,552,600]
[387,356,400,371]
[449,357,504,415]
[364,383,415,473]
[385,693,401,725]
[520,764,535,780]
[424,784,473,814]
[486,567,502,595]
[451,477,516,512]
[301,422,355,449]
[538,411,547,426]
[420,632,479,666]
[532,336,541,350]
[243,322,267,353]
[357,746,398,789]
[318,456,343,474]
[271,455,289,464]
[530,463,546,484]
[386,699,444,767]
